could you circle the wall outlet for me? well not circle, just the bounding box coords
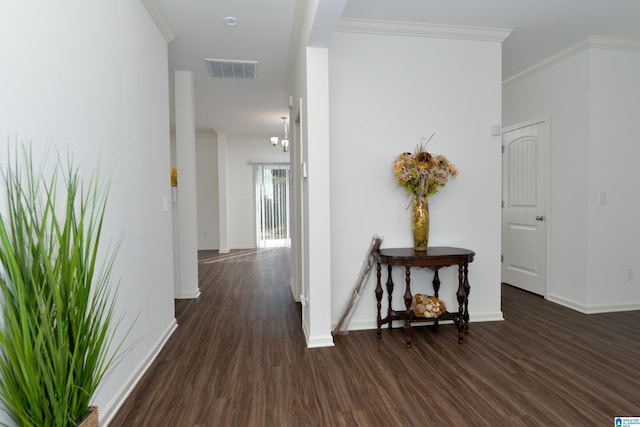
[627,269,634,281]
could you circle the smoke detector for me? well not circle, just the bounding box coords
[204,58,257,79]
[224,16,238,26]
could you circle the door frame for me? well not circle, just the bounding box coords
[502,116,551,297]
[291,108,304,303]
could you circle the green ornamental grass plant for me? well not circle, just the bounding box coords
[0,146,124,426]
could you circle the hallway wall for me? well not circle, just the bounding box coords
[0,2,177,423]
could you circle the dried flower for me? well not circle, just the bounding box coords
[392,134,458,197]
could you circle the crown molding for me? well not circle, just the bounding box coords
[336,18,512,43]
[586,35,640,51]
[503,35,640,84]
[141,0,176,42]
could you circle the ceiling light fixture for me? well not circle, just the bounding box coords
[224,16,238,26]
[271,117,289,152]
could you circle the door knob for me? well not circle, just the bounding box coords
[535,215,544,221]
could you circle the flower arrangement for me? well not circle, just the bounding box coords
[392,134,458,197]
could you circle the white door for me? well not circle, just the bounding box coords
[502,119,549,296]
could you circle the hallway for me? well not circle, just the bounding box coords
[111,249,640,426]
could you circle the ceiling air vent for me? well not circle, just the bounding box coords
[204,58,257,79]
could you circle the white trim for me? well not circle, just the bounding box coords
[306,334,335,348]
[290,279,301,302]
[230,244,257,250]
[340,319,377,331]
[336,18,512,42]
[249,159,291,165]
[587,35,640,51]
[302,317,310,344]
[339,311,504,333]
[302,319,334,348]
[547,294,640,314]
[101,318,178,426]
[504,36,640,84]
[469,312,505,322]
[502,116,548,133]
[140,0,176,42]
[174,288,201,299]
[197,244,219,251]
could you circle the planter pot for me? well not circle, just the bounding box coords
[77,407,99,427]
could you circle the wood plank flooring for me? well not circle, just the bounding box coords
[110,248,640,426]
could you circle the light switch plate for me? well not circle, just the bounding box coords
[599,191,607,205]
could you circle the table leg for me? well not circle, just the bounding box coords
[375,262,383,339]
[385,265,394,330]
[432,268,441,331]
[456,264,467,343]
[404,266,413,348]
[463,263,470,334]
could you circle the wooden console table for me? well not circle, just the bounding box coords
[375,247,475,347]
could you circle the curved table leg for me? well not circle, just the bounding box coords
[404,266,412,348]
[375,263,383,338]
[463,263,470,335]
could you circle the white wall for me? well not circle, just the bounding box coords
[290,1,315,345]
[226,134,289,249]
[195,132,219,250]
[587,48,640,308]
[173,70,200,299]
[304,46,334,346]
[504,51,591,306]
[328,31,505,331]
[287,0,340,347]
[503,44,640,312]
[184,131,288,251]
[0,1,176,424]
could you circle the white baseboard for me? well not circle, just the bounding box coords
[302,318,310,343]
[101,318,178,426]
[197,245,218,251]
[547,293,640,314]
[301,321,334,348]
[306,333,335,348]
[337,311,504,332]
[230,244,255,250]
[174,288,201,299]
[341,318,377,331]
[469,311,504,322]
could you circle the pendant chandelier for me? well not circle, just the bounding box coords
[270,116,289,152]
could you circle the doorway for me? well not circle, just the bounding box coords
[502,119,549,296]
[255,163,291,248]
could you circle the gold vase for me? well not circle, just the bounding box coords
[412,194,429,251]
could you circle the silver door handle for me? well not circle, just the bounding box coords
[535,215,545,221]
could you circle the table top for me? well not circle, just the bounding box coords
[376,247,475,266]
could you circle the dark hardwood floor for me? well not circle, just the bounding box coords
[110,248,640,426]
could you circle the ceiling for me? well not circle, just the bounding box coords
[157,0,640,136]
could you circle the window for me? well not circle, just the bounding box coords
[255,163,290,248]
